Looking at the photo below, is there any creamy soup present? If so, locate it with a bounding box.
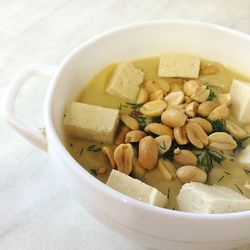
[63,57,250,210]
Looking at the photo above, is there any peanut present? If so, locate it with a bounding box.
[158,160,172,181]
[138,136,158,170]
[137,88,149,104]
[208,104,229,121]
[197,100,219,117]
[114,143,134,174]
[176,166,207,183]
[244,124,250,134]
[185,101,199,117]
[120,114,139,130]
[132,157,146,178]
[144,80,162,93]
[115,125,131,145]
[174,148,197,166]
[188,117,213,133]
[218,93,231,106]
[186,123,209,149]
[158,159,177,180]
[150,90,164,101]
[183,80,200,96]
[164,91,185,106]
[208,132,237,150]
[161,108,187,128]
[155,135,172,154]
[98,166,107,175]
[102,146,116,169]
[158,79,171,94]
[171,80,183,92]
[125,130,147,143]
[173,126,189,145]
[226,120,247,139]
[140,100,167,117]
[191,86,209,103]
[145,123,173,138]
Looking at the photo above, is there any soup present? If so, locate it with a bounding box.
[63,54,250,212]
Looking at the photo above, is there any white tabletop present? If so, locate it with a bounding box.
[1,1,250,249]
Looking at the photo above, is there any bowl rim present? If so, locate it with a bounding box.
[44,19,250,221]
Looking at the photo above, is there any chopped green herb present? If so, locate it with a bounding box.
[233,136,250,155]
[210,119,228,133]
[131,110,147,130]
[79,147,84,156]
[224,171,231,175]
[87,144,102,152]
[160,140,167,151]
[89,169,97,177]
[208,89,217,100]
[197,148,226,174]
[234,184,243,194]
[126,102,144,110]
[217,175,224,183]
[151,116,162,123]
[244,169,250,175]
[160,141,177,160]
[205,82,222,101]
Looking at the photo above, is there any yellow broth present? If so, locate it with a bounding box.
[64,57,250,210]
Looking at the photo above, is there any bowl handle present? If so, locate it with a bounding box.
[2,64,58,152]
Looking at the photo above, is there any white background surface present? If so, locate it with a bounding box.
[1,1,250,249]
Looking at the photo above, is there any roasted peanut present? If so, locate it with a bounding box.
[173,126,189,145]
[171,80,183,92]
[186,123,209,149]
[191,86,209,103]
[114,143,134,174]
[158,159,177,180]
[120,114,139,130]
[188,117,213,133]
[155,135,172,154]
[218,93,231,106]
[158,79,171,94]
[208,104,229,121]
[115,125,131,145]
[161,108,187,128]
[184,96,193,104]
[244,124,250,134]
[125,130,147,143]
[98,166,107,175]
[150,90,164,101]
[174,148,197,166]
[145,123,173,138]
[185,101,199,117]
[102,146,116,169]
[138,136,158,170]
[158,159,174,181]
[132,157,146,178]
[208,132,237,150]
[140,100,167,117]
[164,91,185,106]
[176,166,207,183]
[197,101,219,117]
[200,65,219,75]
[137,88,149,104]
[183,80,200,96]
[226,120,247,139]
[144,80,162,93]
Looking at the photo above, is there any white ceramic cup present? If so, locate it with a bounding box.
[3,20,250,250]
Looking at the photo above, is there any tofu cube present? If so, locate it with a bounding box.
[63,102,119,144]
[238,145,250,164]
[230,79,250,123]
[158,52,200,78]
[106,62,144,101]
[106,170,168,207]
[177,182,250,213]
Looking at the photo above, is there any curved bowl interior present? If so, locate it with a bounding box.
[44,20,250,249]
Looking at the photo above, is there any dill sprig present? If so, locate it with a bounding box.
[87,144,102,152]
[210,119,228,133]
[126,102,144,110]
[197,148,226,174]
[233,136,250,155]
[130,110,147,130]
[205,82,222,101]
[208,90,217,100]
[234,184,243,194]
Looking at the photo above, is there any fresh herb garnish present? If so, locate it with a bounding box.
[208,89,217,100]
[224,171,231,175]
[151,116,162,123]
[130,110,147,130]
[89,168,97,177]
[233,136,250,155]
[79,147,84,156]
[217,175,224,183]
[205,82,222,101]
[244,169,250,175]
[197,148,226,174]
[210,119,228,133]
[126,102,144,110]
[160,141,178,160]
[234,184,243,194]
[87,144,102,152]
